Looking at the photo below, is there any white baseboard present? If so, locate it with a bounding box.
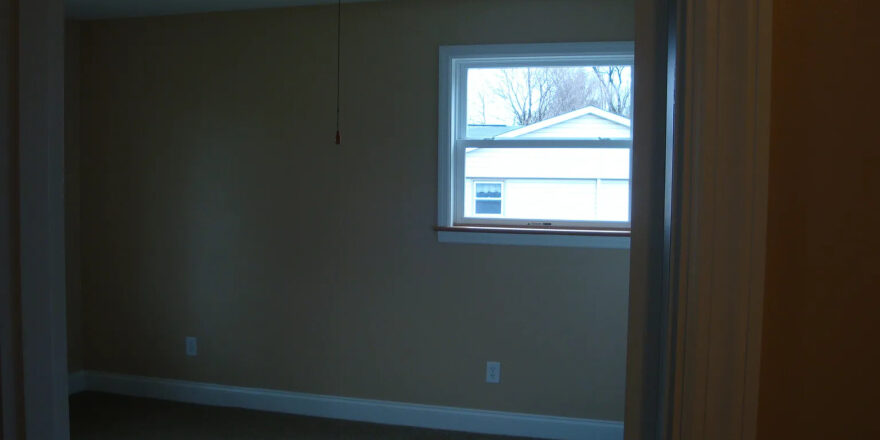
[70,371,623,440]
[68,370,87,395]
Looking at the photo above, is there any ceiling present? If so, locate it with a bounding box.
[67,0,381,20]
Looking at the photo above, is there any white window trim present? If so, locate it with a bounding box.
[437,42,635,248]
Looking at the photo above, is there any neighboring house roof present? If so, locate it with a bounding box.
[466,106,632,180]
[467,124,521,139]
[496,106,630,140]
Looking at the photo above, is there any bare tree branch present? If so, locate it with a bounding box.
[491,66,632,126]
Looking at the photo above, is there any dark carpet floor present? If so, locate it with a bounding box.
[69,392,535,440]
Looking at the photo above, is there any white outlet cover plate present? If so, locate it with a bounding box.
[186,337,198,356]
[486,361,500,383]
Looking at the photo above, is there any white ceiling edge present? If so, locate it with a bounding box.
[66,0,383,20]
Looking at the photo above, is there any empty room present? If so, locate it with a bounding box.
[3,0,878,439]
[66,1,635,438]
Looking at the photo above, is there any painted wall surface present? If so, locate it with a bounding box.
[0,0,24,435]
[758,1,880,438]
[65,21,84,373]
[76,0,633,420]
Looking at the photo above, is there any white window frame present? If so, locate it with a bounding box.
[437,42,634,247]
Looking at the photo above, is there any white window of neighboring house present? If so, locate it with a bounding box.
[473,181,503,216]
[437,42,634,245]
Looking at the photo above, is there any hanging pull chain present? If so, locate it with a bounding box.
[335,0,342,145]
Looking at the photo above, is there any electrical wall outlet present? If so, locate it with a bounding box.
[185,337,198,356]
[486,361,501,384]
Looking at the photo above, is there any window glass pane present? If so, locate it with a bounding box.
[475,200,502,215]
[465,148,629,222]
[466,66,632,139]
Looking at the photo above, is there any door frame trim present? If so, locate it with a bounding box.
[626,0,773,438]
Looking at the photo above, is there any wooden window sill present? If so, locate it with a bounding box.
[434,226,631,248]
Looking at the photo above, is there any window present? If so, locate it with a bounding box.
[473,182,503,215]
[438,42,634,242]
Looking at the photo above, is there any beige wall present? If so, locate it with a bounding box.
[75,0,633,420]
[66,20,84,373]
[758,0,880,438]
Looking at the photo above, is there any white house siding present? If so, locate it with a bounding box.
[464,147,631,221]
[505,179,597,220]
[465,148,630,179]
[597,179,629,220]
[464,178,629,221]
